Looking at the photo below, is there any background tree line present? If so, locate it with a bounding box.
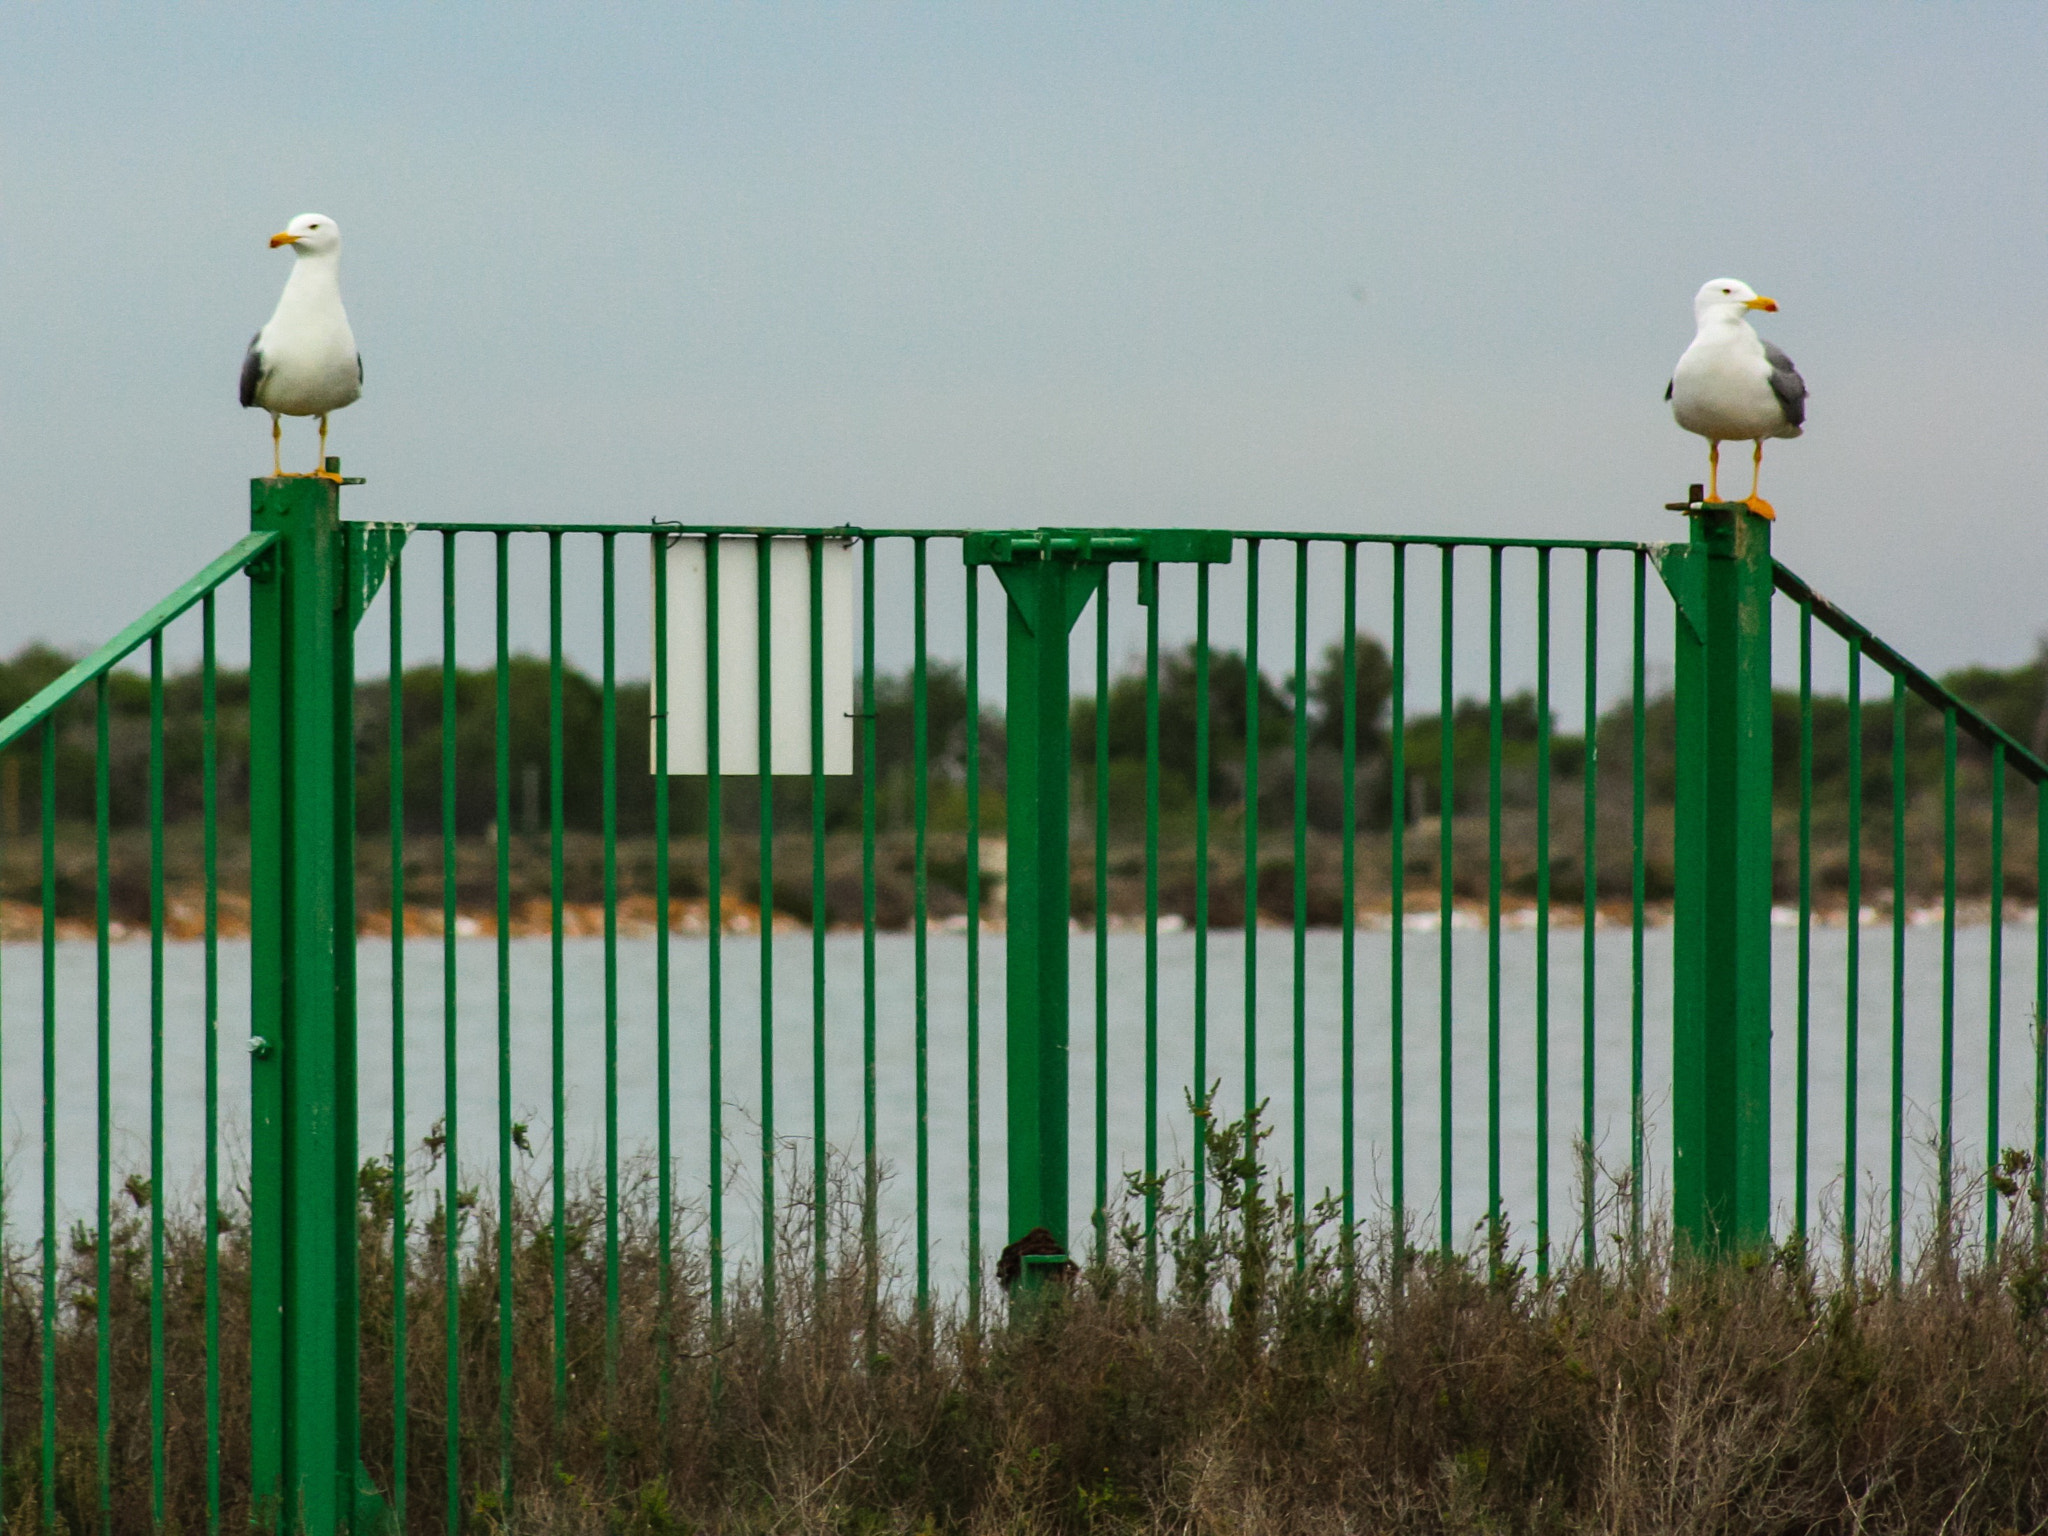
[5,637,2047,839]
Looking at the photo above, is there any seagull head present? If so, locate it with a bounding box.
[1693,278,1778,322]
[269,213,340,257]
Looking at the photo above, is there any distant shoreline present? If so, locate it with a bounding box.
[5,893,2035,943]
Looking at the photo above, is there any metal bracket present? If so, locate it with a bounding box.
[1653,500,1752,646]
[1652,541,1705,646]
[345,522,413,631]
[967,528,1234,633]
[962,527,1234,568]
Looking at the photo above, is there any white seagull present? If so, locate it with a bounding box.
[240,213,362,479]
[1666,278,1805,518]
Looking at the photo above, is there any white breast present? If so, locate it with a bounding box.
[252,261,362,417]
[1670,323,1786,442]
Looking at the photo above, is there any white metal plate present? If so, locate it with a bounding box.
[654,535,855,775]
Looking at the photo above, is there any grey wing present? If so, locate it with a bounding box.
[239,334,264,408]
[358,352,364,386]
[1762,341,1806,429]
[1664,378,1673,401]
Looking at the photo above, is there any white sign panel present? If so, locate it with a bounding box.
[655,535,855,775]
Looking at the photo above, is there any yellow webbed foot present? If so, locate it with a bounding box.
[1742,496,1777,521]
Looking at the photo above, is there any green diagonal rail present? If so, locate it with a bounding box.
[0,530,280,752]
[1773,560,2048,783]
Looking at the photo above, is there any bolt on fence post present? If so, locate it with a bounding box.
[1657,494,1775,1256]
[248,466,379,1533]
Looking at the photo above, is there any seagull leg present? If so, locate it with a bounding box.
[1743,441,1776,521]
[1707,441,1720,501]
[314,415,335,481]
[270,414,283,478]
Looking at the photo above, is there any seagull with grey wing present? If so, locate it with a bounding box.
[1666,278,1805,517]
[241,213,361,479]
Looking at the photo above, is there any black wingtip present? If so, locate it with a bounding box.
[238,335,262,409]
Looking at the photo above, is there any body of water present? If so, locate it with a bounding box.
[1,923,2036,1287]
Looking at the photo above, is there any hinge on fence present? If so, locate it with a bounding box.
[346,522,413,630]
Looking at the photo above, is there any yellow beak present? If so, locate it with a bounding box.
[270,231,300,248]
[1745,295,1779,312]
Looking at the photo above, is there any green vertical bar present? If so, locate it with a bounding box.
[39,721,56,1534]
[603,536,622,1361]
[1245,541,1261,1129]
[96,673,111,1536]
[1940,708,1958,1226]
[1580,552,1598,1269]
[0,715,5,1519]
[707,536,726,1330]
[387,553,408,1533]
[1630,552,1647,1259]
[1534,550,1552,1278]
[1796,602,1813,1241]
[757,535,778,1320]
[246,517,282,1518]
[1093,566,1110,1261]
[1290,543,1309,1271]
[964,564,984,1324]
[1486,547,1504,1255]
[1193,566,1212,1239]
[1144,557,1164,1288]
[495,533,515,1511]
[1389,547,1407,1250]
[1988,743,2004,1258]
[809,538,828,1308]
[1438,546,1454,1258]
[1844,641,1862,1258]
[911,537,930,1313]
[1665,505,1773,1255]
[203,594,222,1536]
[248,473,362,1533]
[654,534,674,1410]
[1339,544,1358,1264]
[440,531,460,1535]
[2036,777,2046,1249]
[149,633,167,1530]
[859,539,877,1310]
[994,551,1100,1254]
[1891,673,1906,1283]
[548,534,568,1415]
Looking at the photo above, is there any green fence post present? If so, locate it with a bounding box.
[966,531,1230,1279]
[248,467,369,1533]
[985,549,1100,1261]
[1658,495,1774,1255]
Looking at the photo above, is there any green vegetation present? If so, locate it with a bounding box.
[10,1112,2048,1532]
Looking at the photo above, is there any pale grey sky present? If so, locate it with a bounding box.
[3,4,2045,680]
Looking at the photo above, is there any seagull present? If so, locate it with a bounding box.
[1666,278,1805,518]
[240,213,362,479]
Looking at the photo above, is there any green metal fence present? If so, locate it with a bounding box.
[0,479,2042,1532]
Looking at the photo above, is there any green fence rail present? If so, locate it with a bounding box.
[0,482,2042,1532]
